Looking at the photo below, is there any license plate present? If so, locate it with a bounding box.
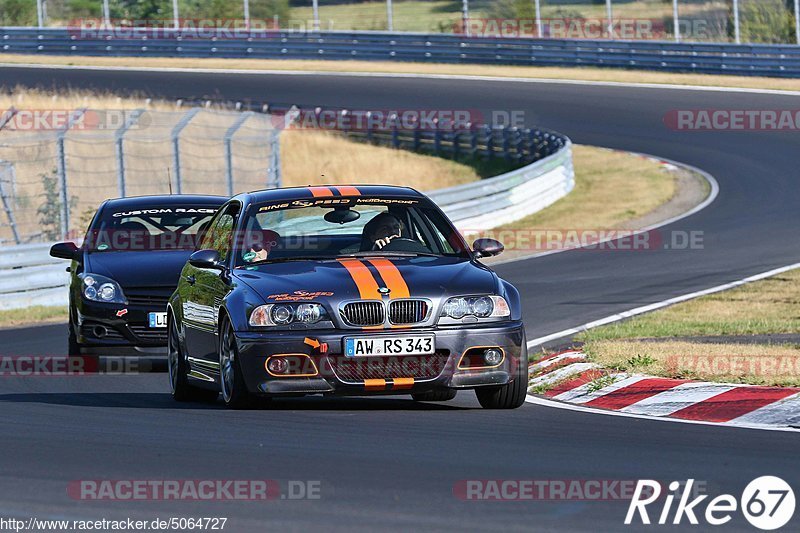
[148,312,167,328]
[344,335,434,357]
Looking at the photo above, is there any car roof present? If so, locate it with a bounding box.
[239,185,425,204]
[102,194,228,209]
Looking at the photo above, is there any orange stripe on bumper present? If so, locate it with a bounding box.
[335,186,361,196]
[368,259,410,299]
[364,379,387,391]
[337,259,382,300]
[392,377,415,390]
[308,186,334,197]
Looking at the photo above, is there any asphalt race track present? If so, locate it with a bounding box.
[1,66,799,531]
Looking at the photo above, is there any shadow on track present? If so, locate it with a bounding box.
[0,392,469,411]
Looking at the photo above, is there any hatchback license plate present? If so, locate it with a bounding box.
[345,335,434,357]
[148,312,167,328]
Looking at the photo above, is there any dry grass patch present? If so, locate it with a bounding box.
[585,340,800,387]
[507,146,676,231]
[2,55,799,92]
[0,305,68,329]
[280,129,479,190]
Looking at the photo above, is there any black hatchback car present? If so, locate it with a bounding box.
[50,195,226,356]
[168,185,528,409]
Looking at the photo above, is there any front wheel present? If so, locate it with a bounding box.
[169,317,218,403]
[219,318,253,409]
[475,336,529,409]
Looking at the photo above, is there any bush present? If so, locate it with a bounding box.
[0,0,38,26]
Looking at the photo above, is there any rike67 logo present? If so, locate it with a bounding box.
[626,477,795,530]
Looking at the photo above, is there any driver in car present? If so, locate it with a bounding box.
[363,212,406,250]
[242,229,280,263]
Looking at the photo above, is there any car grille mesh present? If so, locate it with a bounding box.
[389,300,429,324]
[129,325,168,343]
[341,301,385,327]
[330,353,450,382]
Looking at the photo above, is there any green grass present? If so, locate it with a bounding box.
[577,269,800,342]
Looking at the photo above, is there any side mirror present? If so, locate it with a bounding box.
[189,249,223,269]
[50,242,81,261]
[472,238,504,258]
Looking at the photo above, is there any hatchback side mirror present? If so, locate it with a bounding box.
[472,238,504,258]
[50,242,81,261]
[189,249,223,269]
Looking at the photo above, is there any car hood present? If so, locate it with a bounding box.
[233,256,497,303]
[85,250,193,288]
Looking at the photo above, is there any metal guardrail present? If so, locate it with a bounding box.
[3,27,800,77]
[0,101,573,311]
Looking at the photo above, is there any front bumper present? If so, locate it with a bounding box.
[233,322,525,396]
[75,299,169,355]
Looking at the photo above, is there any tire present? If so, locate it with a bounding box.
[219,317,253,409]
[169,316,218,403]
[475,335,529,410]
[412,389,457,402]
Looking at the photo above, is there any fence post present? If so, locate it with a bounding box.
[171,107,201,195]
[103,0,110,27]
[115,109,144,198]
[56,109,86,239]
[732,0,740,44]
[0,163,20,245]
[268,129,282,188]
[224,111,253,196]
[172,0,179,30]
[672,0,680,42]
[37,0,44,27]
[534,0,542,37]
[795,0,800,45]
[387,0,393,31]
[462,0,469,36]
[243,0,250,30]
[312,0,320,31]
[605,0,613,39]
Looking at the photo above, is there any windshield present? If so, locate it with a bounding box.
[87,204,219,252]
[234,196,469,267]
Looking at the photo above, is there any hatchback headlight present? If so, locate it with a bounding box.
[250,303,326,327]
[79,273,126,304]
[440,295,510,320]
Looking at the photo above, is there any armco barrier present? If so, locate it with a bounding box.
[2,27,800,77]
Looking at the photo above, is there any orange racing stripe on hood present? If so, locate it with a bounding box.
[337,259,382,300]
[368,259,410,299]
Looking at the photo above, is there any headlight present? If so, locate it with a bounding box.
[79,273,126,304]
[249,303,326,327]
[440,295,510,321]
